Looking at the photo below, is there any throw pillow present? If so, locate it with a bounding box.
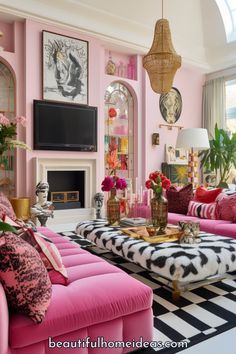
[20,229,68,285]
[216,193,236,221]
[187,200,217,219]
[0,233,52,323]
[0,192,16,220]
[166,184,193,215]
[194,186,223,203]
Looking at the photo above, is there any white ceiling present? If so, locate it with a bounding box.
[0,0,235,73]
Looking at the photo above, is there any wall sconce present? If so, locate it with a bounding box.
[152,133,160,145]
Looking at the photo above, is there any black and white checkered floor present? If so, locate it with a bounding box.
[59,231,236,354]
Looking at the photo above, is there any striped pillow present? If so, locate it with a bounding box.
[20,229,68,285]
[187,200,217,219]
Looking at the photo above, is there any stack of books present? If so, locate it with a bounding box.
[120,217,146,227]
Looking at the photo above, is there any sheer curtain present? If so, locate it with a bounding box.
[202,77,226,138]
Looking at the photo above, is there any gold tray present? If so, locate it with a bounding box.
[121,226,183,243]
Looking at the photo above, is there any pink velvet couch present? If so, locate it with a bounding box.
[0,227,153,354]
[168,213,236,239]
[134,206,236,239]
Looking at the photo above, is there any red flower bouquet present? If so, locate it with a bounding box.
[101,175,127,192]
[145,171,171,197]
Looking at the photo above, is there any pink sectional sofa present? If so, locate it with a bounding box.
[0,227,153,354]
[168,212,236,239]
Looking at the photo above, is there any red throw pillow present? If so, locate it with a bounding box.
[216,193,236,221]
[195,186,222,203]
[187,200,217,219]
[20,229,68,285]
[0,233,52,323]
[166,184,193,215]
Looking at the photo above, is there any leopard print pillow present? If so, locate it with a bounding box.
[0,233,52,323]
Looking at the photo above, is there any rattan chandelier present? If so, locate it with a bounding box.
[143,1,181,94]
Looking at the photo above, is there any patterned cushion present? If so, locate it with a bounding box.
[0,233,52,323]
[194,186,222,203]
[216,193,236,221]
[20,229,68,285]
[187,200,217,219]
[166,184,193,214]
[0,192,16,220]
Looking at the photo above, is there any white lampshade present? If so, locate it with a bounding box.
[176,128,210,150]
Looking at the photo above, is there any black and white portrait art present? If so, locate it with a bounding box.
[43,31,88,104]
[159,87,182,124]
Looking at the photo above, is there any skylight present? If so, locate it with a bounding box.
[215,0,236,42]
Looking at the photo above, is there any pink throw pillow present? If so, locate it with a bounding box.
[0,192,16,220]
[0,233,52,323]
[216,193,236,221]
[20,229,68,285]
[166,184,193,215]
[187,200,217,219]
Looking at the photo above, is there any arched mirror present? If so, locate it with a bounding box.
[104,82,134,179]
[0,61,15,195]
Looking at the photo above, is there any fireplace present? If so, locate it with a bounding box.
[48,170,85,209]
[34,157,96,224]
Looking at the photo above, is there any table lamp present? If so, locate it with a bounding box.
[176,128,210,186]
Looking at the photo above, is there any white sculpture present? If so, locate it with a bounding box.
[31,182,54,225]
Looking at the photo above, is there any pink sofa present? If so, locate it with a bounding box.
[168,212,236,239]
[0,227,153,354]
[133,205,236,239]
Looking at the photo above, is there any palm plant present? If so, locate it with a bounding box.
[199,124,236,187]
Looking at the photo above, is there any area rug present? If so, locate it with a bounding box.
[59,231,236,354]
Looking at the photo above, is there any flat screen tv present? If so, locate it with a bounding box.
[33,100,97,152]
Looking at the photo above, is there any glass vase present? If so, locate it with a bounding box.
[107,187,120,225]
[151,194,168,234]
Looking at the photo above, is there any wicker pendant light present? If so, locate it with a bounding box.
[143,1,181,94]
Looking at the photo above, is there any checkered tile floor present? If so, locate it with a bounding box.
[59,231,236,354]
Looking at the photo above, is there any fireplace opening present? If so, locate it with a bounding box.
[47,170,85,210]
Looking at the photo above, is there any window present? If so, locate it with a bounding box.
[215,0,236,42]
[225,79,236,133]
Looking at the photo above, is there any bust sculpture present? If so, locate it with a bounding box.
[94,192,104,219]
[31,181,54,226]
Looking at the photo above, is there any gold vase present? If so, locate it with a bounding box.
[10,197,30,220]
[151,194,168,234]
[107,187,120,225]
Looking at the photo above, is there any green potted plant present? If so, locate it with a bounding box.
[199,124,236,188]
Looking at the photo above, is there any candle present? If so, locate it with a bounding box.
[140,186,143,203]
[130,191,133,205]
[147,189,150,207]
[150,189,153,199]
[125,189,128,199]
[129,180,133,197]
[135,177,138,195]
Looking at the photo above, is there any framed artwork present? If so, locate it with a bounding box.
[162,163,189,185]
[165,144,189,165]
[159,87,182,124]
[43,31,88,104]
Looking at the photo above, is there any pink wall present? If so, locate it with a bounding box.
[144,65,205,182]
[0,22,14,52]
[24,19,103,201]
[0,18,205,202]
[0,21,26,196]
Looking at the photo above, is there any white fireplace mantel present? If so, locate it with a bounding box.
[34,157,96,225]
